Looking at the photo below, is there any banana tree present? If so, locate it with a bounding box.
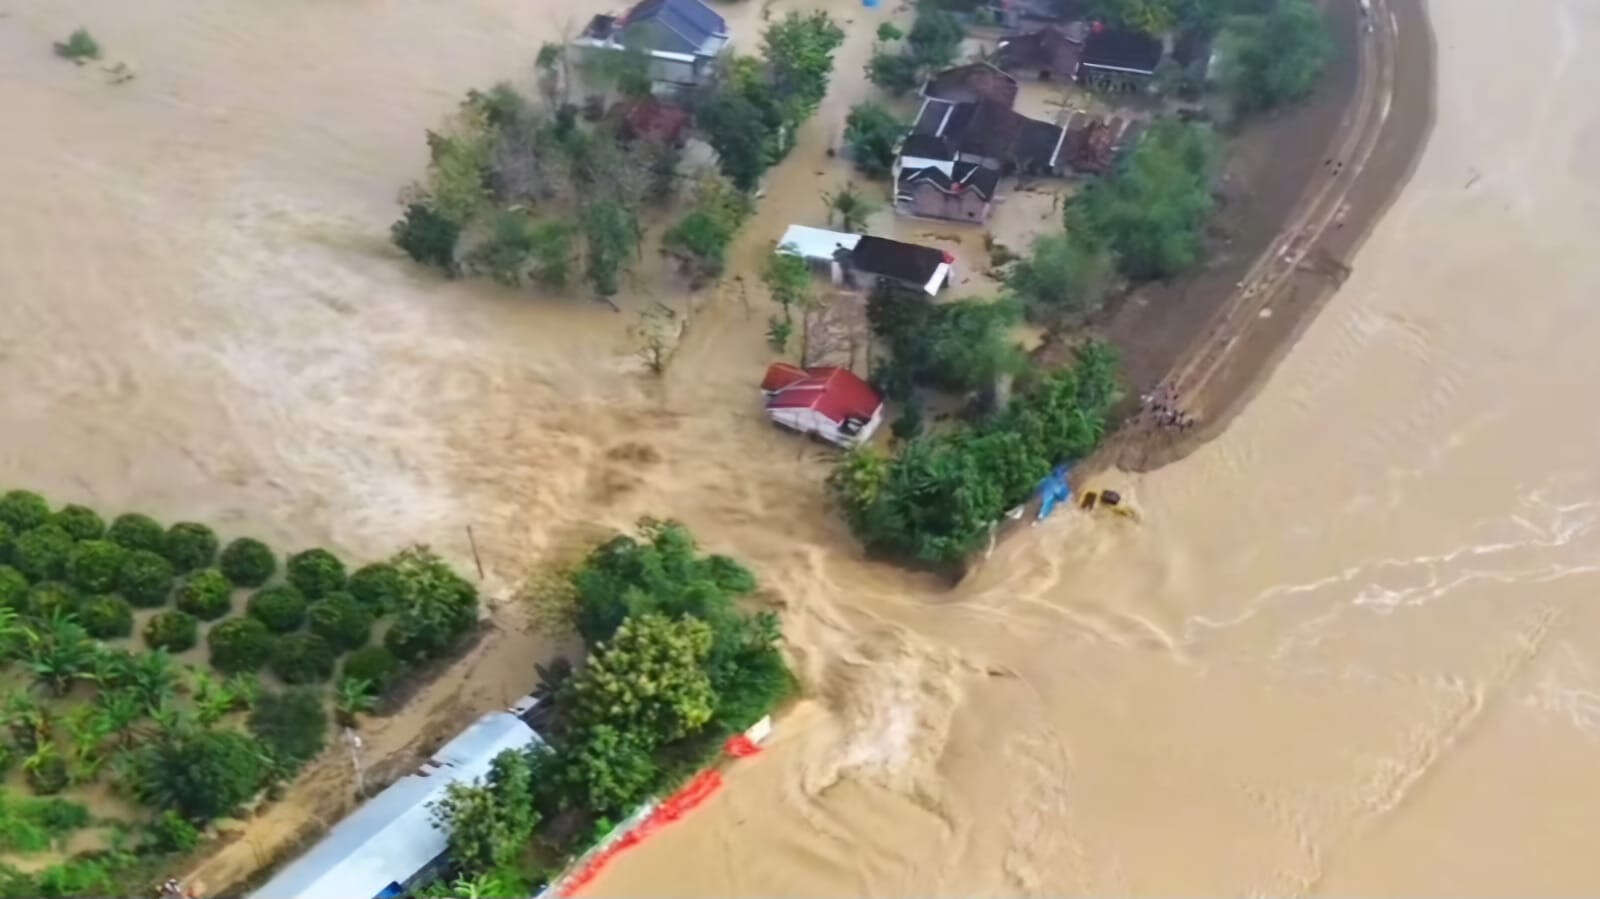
[24,612,98,696]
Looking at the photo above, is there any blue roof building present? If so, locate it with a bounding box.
[575,0,731,89]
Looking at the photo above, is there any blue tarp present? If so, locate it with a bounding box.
[1036,464,1072,520]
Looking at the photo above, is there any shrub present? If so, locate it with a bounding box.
[24,753,70,795]
[270,633,337,685]
[174,569,231,621]
[383,547,478,663]
[0,566,26,612]
[65,540,125,593]
[51,505,105,541]
[144,611,199,653]
[53,28,101,62]
[163,522,218,573]
[342,646,400,694]
[208,617,274,674]
[307,592,372,651]
[116,549,174,607]
[143,809,200,854]
[347,562,402,613]
[248,689,328,767]
[0,491,50,531]
[392,202,462,272]
[119,728,268,822]
[843,102,903,177]
[218,537,276,588]
[287,548,345,599]
[79,594,134,639]
[12,525,74,582]
[106,513,165,553]
[247,584,307,633]
[0,521,12,566]
[27,582,79,619]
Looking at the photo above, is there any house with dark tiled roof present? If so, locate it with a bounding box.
[890,63,1067,222]
[993,23,1088,82]
[1077,25,1163,90]
[574,0,730,90]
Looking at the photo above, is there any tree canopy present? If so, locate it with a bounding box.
[868,286,1026,398]
[1216,0,1332,113]
[843,102,903,178]
[1067,120,1218,281]
[1006,231,1116,324]
[831,342,1121,564]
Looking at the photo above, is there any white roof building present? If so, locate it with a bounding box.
[251,703,545,899]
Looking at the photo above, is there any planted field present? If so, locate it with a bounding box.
[0,489,479,897]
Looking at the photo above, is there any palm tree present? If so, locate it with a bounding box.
[62,704,112,785]
[94,688,145,750]
[334,677,377,727]
[126,649,180,713]
[25,612,97,696]
[4,687,51,752]
[822,182,881,233]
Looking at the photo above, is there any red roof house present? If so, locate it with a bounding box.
[760,363,884,448]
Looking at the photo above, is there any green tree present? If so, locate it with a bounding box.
[830,342,1121,564]
[843,103,903,178]
[117,549,173,607]
[1217,0,1332,113]
[106,513,164,553]
[762,251,812,331]
[248,689,328,768]
[13,525,74,582]
[0,491,50,531]
[1068,120,1217,280]
[307,592,372,650]
[466,210,573,288]
[556,723,658,815]
[566,613,715,745]
[423,107,493,225]
[334,677,377,726]
[163,522,218,573]
[431,749,540,876]
[866,48,922,95]
[1087,0,1183,34]
[907,10,965,69]
[662,174,752,281]
[119,727,268,822]
[65,540,125,593]
[287,548,346,599]
[219,537,276,588]
[392,202,462,273]
[52,505,105,540]
[23,614,97,696]
[1007,231,1116,322]
[582,196,639,299]
[384,547,478,662]
[208,617,274,674]
[699,90,772,191]
[761,11,847,123]
[53,28,101,61]
[822,182,880,233]
[876,22,905,42]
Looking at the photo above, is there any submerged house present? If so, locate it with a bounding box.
[573,0,730,90]
[993,23,1088,82]
[892,64,1067,222]
[251,700,545,899]
[1076,25,1164,90]
[775,225,953,296]
[761,363,884,448]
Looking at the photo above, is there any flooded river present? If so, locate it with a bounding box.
[5,0,1600,894]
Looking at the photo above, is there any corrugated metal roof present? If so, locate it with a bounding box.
[776,225,859,262]
[252,711,544,899]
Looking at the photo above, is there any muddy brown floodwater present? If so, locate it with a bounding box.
[5,0,1600,894]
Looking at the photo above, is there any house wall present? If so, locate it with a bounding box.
[901,183,990,223]
[766,407,844,446]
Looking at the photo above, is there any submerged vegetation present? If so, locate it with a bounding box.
[392,10,845,303]
[0,488,480,897]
